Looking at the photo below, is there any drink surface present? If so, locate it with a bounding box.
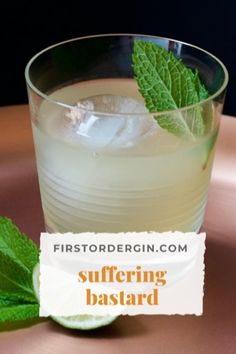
[32,79,215,232]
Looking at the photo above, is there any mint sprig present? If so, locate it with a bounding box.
[0,217,39,323]
[132,40,209,138]
[0,292,39,322]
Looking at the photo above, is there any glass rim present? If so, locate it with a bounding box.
[25,33,229,117]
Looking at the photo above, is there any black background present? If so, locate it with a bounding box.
[0,1,234,115]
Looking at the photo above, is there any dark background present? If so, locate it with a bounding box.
[0,1,234,115]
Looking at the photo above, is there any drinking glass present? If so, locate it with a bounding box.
[25,34,228,233]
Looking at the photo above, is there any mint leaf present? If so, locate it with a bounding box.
[0,291,37,305]
[0,248,35,296]
[0,303,39,322]
[0,271,35,299]
[0,217,39,272]
[0,217,39,299]
[0,217,40,324]
[192,70,209,101]
[132,40,208,137]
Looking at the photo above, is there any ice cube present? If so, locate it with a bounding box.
[66,95,158,149]
[77,95,148,114]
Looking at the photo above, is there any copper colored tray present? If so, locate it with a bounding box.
[0,105,236,354]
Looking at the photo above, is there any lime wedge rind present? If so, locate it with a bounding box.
[32,263,118,330]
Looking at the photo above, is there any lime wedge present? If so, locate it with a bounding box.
[32,263,40,302]
[32,263,118,330]
[51,313,117,330]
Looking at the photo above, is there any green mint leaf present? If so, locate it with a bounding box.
[0,217,39,273]
[0,217,39,301]
[132,40,208,137]
[0,291,37,306]
[0,303,39,322]
[0,218,40,324]
[0,250,35,296]
[192,70,209,101]
[0,271,33,295]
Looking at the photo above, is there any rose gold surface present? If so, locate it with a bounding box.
[0,105,235,354]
